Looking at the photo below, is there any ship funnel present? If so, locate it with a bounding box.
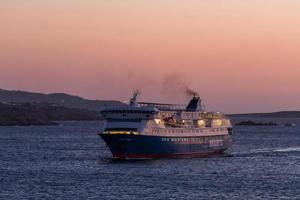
[185,94,203,112]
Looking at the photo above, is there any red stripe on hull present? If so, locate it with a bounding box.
[113,151,224,160]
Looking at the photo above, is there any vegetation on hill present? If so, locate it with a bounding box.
[0,88,124,111]
[0,102,102,126]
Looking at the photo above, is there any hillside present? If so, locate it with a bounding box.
[229,111,300,118]
[0,89,124,111]
[0,102,102,126]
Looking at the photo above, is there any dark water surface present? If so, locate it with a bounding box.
[1,118,300,200]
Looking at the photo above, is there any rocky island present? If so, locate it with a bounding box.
[235,121,278,126]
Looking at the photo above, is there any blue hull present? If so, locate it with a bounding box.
[99,134,232,159]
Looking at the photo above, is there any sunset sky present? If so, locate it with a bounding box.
[1,0,300,113]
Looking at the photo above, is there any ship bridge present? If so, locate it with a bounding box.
[100,106,160,134]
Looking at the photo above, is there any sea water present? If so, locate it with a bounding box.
[0,118,299,200]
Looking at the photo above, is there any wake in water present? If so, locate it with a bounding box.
[273,146,300,152]
[231,146,300,157]
[97,147,300,161]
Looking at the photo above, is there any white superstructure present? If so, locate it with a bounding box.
[101,92,232,137]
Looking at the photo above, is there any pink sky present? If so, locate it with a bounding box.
[1,0,300,113]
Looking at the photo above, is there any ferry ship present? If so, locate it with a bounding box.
[98,91,232,159]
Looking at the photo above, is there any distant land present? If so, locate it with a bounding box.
[0,88,125,126]
[0,88,124,111]
[0,102,102,126]
[0,88,300,126]
[229,111,300,118]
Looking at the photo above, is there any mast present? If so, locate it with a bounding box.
[129,89,140,106]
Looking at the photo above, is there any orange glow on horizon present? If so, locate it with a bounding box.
[1,0,300,113]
